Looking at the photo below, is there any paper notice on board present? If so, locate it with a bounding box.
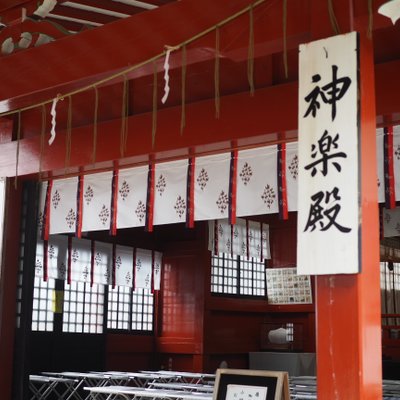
[226,385,268,400]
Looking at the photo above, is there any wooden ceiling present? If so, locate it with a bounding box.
[0,1,177,33]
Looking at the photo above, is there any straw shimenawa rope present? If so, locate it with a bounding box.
[152,61,158,147]
[282,0,288,79]
[0,0,272,120]
[92,86,99,164]
[248,5,255,95]
[14,111,21,189]
[327,0,340,35]
[65,95,72,172]
[39,104,46,178]
[180,45,187,135]
[120,75,129,157]
[367,0,373,39]
[3,0,279,174]
[214,26,221,119]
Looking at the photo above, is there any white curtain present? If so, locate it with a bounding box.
[135,248,152,289]
[237,146,278,217]
[49,177,78,234]
[377,128,385,204]
[114,244,134,287]
[69,237,92,284]
[194,153,231,221]
[286,142,298,212]
[92,241,113,285]
[394,126,400,201]
[82,171,113,232]
[208,218,270,260]
[153,159,188,225]
[117,166,148,229]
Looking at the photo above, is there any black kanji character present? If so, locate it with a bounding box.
[304,130,347,177]
[303,65,351,121]
[304,187,351,233]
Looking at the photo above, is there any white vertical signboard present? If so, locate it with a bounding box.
[297,32,360,275]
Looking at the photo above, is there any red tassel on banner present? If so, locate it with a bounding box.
[230,224,234,258]
[229,150,238,225]
[145,164,155,232]
[186,157,195,228]
[384,126,396,209]
[90,240,95,287]
[277,143,289,220]
[42,179,53,241]
[67,236,72,285]
[132,247,137,291]
[110,169,119,236]
[75,175,84,238]
[246,219,250,260]
[112,243,116,289]
[43,240,49,282]
[214,219,219,255]
[151,250,155,294]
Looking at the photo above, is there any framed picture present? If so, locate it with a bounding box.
[213,369,290,400]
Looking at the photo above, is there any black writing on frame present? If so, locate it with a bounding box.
[304,130,347,177]
[303,187,351,233]
[303,65,351,121]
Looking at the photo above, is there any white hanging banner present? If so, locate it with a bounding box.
[38,181,48,238]
[153,251,162,290]
[393,125,400,201]
[69,238,92,284]
[93,241,113,285]
[81,171,113,232]
[286,142,299,212]
[117,166,148,229]
[298,32,360,275]
[135,248,152,289]
[383,207,400,237]
[248,220,262,259]
[153,159,188,225]
[208,218,270,261]
[237,146,279,217]
[47,235,68,280]
[261,223,271,260]
[114,244,134,287]
[49,177,78,235]
[377,128,385,204]
[231,218,247,258]
[194,153,231,220]
[214,219,231,254]
[35,240,45,278]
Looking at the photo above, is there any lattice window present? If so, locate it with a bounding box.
[211,252,266,297]
[62,281,104,334]
[107,286,153,332]
[381,261,400,326]
[31,277,55,332]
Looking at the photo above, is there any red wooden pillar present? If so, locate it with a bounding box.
[315,32,382,399]
[0,181,23,400]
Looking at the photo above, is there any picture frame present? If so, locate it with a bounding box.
[213,369,290,400]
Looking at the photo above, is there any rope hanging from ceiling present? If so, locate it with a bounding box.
[0,0,298,180]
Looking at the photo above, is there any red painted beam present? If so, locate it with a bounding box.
[0,0,273,113]
[0,56,400,178]
[0,81,298,177]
